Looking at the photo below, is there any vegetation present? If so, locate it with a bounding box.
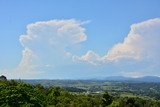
[0,75,7,81]
[0,79,160,107]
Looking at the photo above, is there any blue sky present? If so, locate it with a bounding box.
[0,0,160,79]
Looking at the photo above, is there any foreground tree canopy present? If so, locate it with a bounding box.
[0,80,160,107]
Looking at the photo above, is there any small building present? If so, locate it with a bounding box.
[0,75,7,80]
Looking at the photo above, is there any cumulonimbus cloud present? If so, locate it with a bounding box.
[19,19,87,75]
[3,19,88,79]
[75,18,160,65]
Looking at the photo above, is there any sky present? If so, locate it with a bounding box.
[0,0,160,79]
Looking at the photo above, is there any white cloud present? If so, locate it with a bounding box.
[20,19,87,49]
[76,18,160,65]
[19,19,87,70]
[73,50,102,65]
[106,18,160,61]
[3,19,88,79]
[17,48,38,73]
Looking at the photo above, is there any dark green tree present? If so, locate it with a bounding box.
[102,92,113,107]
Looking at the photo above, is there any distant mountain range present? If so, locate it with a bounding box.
[100,76,160,82]
[21,76,160,83]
